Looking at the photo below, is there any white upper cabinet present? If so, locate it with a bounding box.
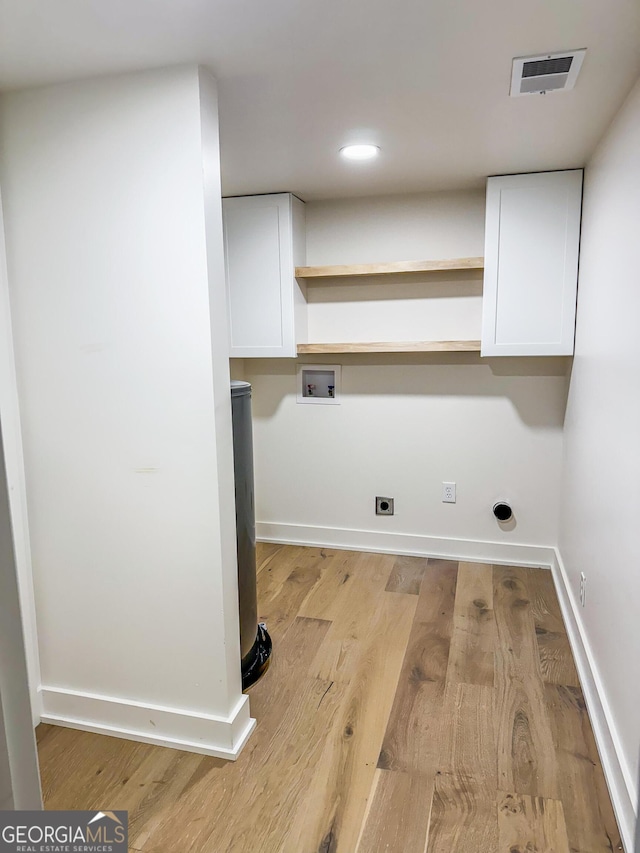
[481,170,583,356]
[223,193,306,358]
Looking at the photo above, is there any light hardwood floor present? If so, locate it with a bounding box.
[37,545,623,852]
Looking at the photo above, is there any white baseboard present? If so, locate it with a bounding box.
[551,548,637,853]
[257,521,555,568]
[40,686,255,760]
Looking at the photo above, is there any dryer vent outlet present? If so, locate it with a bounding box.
[493,502,513,522]
[376,497,394,516]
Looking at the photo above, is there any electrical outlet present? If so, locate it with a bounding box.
[580,572,586,607]
[442,482,456,503]
[375,496,394,515]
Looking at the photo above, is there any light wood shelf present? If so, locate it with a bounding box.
[297,340,481,354]
[295,257,484,280]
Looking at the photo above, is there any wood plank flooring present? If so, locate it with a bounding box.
[36,545,623,853]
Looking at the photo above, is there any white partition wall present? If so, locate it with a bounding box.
[557,77,640,851]
[0,427,42,809]
[0,187,40,723]
[0,66,252,757]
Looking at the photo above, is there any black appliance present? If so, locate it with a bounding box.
[230,381,272,689]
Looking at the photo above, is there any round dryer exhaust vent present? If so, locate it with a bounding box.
[493,502,513,523]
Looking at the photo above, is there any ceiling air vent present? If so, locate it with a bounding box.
[510,49,586,96]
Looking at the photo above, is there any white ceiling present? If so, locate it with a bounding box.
[1,0,639,200]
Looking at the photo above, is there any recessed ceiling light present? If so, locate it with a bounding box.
[339,144,380,161]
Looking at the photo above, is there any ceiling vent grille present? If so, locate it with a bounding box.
[510,49,586,96]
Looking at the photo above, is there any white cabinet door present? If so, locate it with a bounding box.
[223,193,306,358]
[481,170,582,356]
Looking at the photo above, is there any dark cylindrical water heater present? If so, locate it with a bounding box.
[230,381,272,689]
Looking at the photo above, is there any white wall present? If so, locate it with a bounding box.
[305,191,487,264]
[0,66,251,757]
[557,77,640,846]
[0,187,40,722]
[306,192,484,344]
[0,708,11,810]
[0,427,42,810]
[245,191,569,562]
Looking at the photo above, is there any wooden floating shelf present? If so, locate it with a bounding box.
[297,341,482,354]
[295,257,484,279]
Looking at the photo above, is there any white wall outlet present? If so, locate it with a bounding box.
[579,572,586,607]
[442,482,456,503]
